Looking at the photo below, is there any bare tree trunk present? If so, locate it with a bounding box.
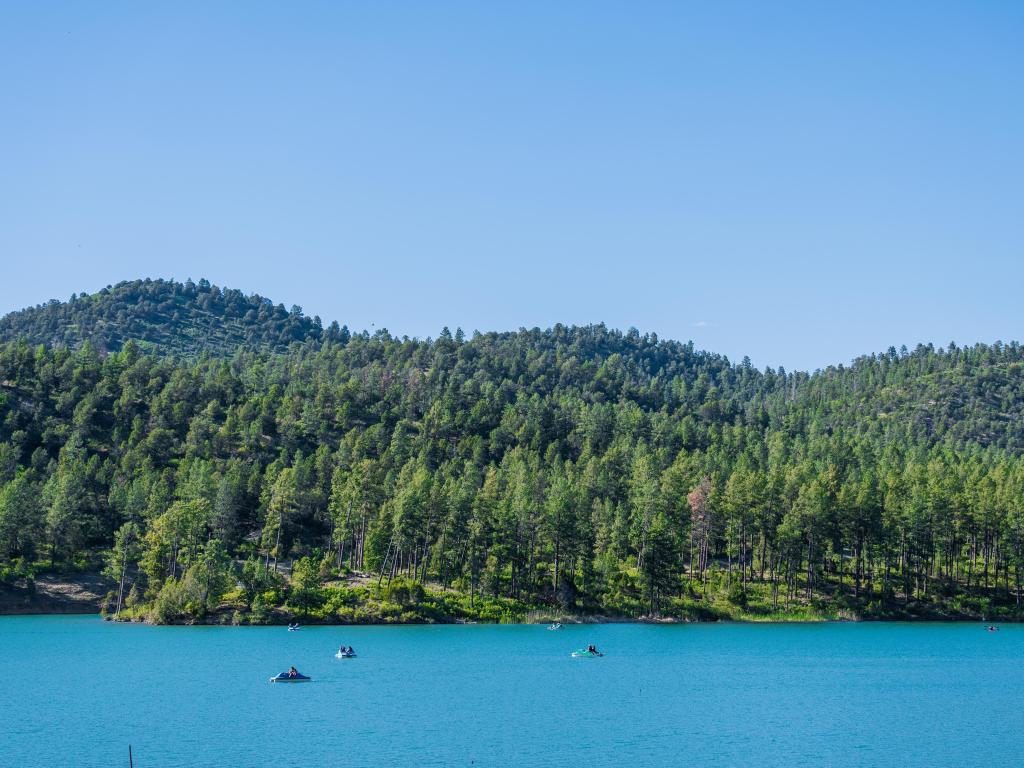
[272,524,282,573]
[553,539,560,593]
[115,541,130,616]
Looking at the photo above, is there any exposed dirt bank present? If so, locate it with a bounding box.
[0,572,112,614]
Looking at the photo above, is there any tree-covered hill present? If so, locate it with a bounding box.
[2,279,1024,625]
[0,278,344,356]
[788,342,1024,452]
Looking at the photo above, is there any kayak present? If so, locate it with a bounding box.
[270,671,311,682]
[335,650,357,658]
[287,626,300,632]
[547,623,562,630]
[571,649,603,657]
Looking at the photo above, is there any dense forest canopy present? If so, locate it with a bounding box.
[0,278,342,356]
[2,279,1024,622]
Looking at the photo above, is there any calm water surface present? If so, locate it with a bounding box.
[1,617,1021,767]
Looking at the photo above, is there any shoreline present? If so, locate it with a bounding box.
[0,611,1011,627]
[2,572,1011,626]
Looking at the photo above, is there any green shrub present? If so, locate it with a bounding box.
[383,578,426,606]
[251,593,270,623]
[725,581,747,607]
[151,578,188,623]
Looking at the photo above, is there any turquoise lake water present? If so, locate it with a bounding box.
[1,617,1022,767]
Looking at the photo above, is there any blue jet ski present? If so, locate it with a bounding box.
[270,670,311,683]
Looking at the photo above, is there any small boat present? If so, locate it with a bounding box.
[287,623,300,632]
[571,648,604,658]
[335,649,357,658]
[547,623,562,630]
[269,671,311,683]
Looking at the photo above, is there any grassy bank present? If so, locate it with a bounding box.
[102,571,1023,626]
[109,577,534,625]
[8,553,1019,625]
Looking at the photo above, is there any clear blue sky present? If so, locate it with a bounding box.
[2,2,1022,371]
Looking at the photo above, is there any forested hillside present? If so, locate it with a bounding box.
[0,278,344,356]
[2,280,1024,624]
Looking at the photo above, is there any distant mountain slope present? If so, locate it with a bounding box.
[0,278,345,356]
[788,342,1024,451]
[3,278,1024,451]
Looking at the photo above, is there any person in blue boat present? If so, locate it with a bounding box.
[288,666,300,677]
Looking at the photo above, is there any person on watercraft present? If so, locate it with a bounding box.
[288,666,299,678]
[587,644,597,654]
